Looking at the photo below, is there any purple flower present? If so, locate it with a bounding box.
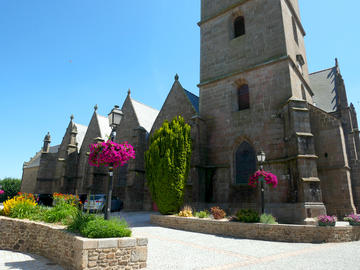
[318,215,337,223]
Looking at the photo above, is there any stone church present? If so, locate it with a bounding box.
[21,0,360,224]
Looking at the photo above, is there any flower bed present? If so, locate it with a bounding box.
[0,216,147,270]
[150,214,360,243]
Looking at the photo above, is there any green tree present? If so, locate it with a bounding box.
[0,178,22,202]
[145,116,192,214]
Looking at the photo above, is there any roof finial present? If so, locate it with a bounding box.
[127,88,131,96]
[94,104,98,111]
[175,73,179,81]
[335,58,339,68]
[70,114,74,121]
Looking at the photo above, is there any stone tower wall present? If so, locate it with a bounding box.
[309,104,356,216]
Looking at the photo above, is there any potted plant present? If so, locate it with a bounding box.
[317,215,337,226]
[344,214,360,226]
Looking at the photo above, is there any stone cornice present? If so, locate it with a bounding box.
[198,54,289,87]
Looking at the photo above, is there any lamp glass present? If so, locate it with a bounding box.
[108,106,123,127]
[257,151,266,163]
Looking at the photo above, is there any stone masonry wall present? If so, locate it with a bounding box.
[151,214,360,243]
[309,105,356,217]
[21,166,39,194]
[0,216,147,270]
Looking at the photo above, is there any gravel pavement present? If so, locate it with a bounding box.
[0,250,63,270]
[113,211,360,270]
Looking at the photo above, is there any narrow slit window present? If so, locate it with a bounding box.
[292,17,299,45]
[234,16,245,38]
[237,84,250,110]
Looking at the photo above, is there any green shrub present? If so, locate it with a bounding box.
[67,210,96,233]
[195,210,210,218]
[210,206,226,219]
[260,213,278,224]
[145,116,192,214]
[236,209,260,223]
[80,218,131,238]
[0,178,21,202]
[9,201,38,219]
[42,202,77,224]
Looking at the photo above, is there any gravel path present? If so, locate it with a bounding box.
[0,250,63,270]
[113,211,360,270]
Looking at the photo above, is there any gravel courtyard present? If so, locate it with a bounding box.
[1,211,360,270]
[115,212,360,270]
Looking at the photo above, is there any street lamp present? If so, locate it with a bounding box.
[257,150,266,214]
[104,105,124,220]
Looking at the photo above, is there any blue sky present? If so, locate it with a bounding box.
[0,1,359,179]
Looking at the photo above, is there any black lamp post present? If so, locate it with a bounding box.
[257,150,266,214]
[104,105,123,220]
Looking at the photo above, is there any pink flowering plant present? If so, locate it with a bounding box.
[248,170,278,188]
[317,215,337,226]
[0,190,4,195]
[88,140,135,168]
[344,214,360,226]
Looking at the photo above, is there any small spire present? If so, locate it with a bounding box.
[175,73,179,81]
[94,104,98,111]
[127,88,131,96]
[335,58,338,68]
[70,114,74,121]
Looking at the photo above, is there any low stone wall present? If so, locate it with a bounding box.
[150,214,360,243]
[0,216,147,270]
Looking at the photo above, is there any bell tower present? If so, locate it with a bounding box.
[198,0,330,223]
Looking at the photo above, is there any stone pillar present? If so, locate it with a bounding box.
[283,98,326,224]
[124,127,146,210]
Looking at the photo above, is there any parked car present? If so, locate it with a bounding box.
[83,194,106,212]
[83,194,123,212]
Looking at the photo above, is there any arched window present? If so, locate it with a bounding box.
[237,84,250,110]
[235,142,257,184]
[234,16,245,38]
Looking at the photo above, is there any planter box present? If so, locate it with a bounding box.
[0,216,147,270]
[150,214,360,243]
[318,222,336,227]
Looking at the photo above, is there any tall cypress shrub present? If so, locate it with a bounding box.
[145,116,192,214]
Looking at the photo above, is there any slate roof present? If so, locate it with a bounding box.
[24,145,60,168]
[74,122,87,150]
[131,98,159,133]
[309,67,338,113]
[96,114,112,140]
[183,89,199,113]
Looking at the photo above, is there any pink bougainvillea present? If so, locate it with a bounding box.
[248,170,278,188]
[88,140,135,168]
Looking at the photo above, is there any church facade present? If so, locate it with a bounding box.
[21,0,360,224]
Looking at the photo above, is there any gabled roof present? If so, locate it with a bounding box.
[24,145,60,168]
[131,98,159,133]
[74,122,87,150]
[183,89,199,113]
[96,114,112,140]
[309,67,338,113]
